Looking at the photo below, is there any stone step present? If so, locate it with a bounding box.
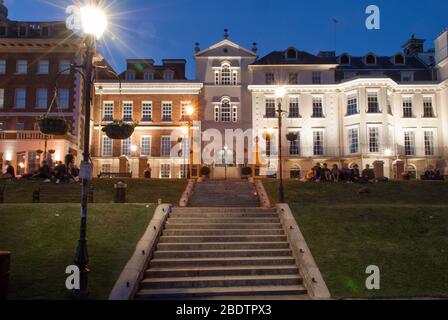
[149,256,297,268]
[153,249,293,259]
[162,229,285,236]
[135,285,308,300]
[140,274,302,290]
[157,242,290,251]
[171,212,278,218]
[145,265,299,278]
[159,235,287,243]
[164,223,283,230]
[167,218,280,224]
[172,208,276,214]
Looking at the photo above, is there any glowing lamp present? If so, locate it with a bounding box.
[80,5,108,39]
[130,145,138,153]
[185,105,194,116]
[275,86,287,99]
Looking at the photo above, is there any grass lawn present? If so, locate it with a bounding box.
[0,204,155,300]
[0,178,187,204]
[263,180,448,299]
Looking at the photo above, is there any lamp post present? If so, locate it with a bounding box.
[275,87,287,203]
[223,146,229,180]
[74,3,107,299]
[185,105,194,178]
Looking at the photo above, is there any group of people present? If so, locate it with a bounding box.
[422,168,444,181]
[303,163,377,183]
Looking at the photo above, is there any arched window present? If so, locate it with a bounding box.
[394,54,405,65]
[221,64,231,85]
[365,53,376,65]
[220,99,231,122]
[339,54,350,65]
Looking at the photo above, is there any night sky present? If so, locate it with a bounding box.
[5,0,448,77]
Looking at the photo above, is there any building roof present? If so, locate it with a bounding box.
[252,50,337,65]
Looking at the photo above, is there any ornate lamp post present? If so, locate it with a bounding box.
[275,87,287,203]
[74,3,108,298]
[185,105,194,178]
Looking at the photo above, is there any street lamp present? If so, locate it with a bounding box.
[223,146,229,180]
[74,2,107,299]
[275,86,287,203]
[185,105,194,178]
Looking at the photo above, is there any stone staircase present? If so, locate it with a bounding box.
[134,207,309,300]
[188,180,260,207]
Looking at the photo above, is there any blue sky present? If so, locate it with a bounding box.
[5,0,448,78]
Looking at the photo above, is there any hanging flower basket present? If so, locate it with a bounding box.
[102,120,136,140]
[37,115,68,136]
[286,132,298,142]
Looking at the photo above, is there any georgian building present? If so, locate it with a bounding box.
[194,30,257,178]
[249,34,448,179]
[92,59,203,178]
[0,1,85,175]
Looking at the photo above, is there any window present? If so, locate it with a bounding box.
[161,136,171,156]
[340,54,350,65]
[0,89,4,109]
[232,106,238,122]
[221,65,231,85]
[41,26,50,37]
[38,60,49,74]
[101,164,111,173]
[16,153,26,176]
[122,102,133,121]
[0,60,6,74]
[103,102,113,121]
[288,72,298,84]
[27,152,40,174]
[16,60,27,74]
[214,71,220,85]
[144,72,154,81]
[265,98,276,118]
[423,97,435,118]
[18,25,27,37]
[125,71,135,81]
[401,72,414,82]
[15,89,26,108]
[286,48,297,60]
[348,128,359,154]
[142,102,152,122]
[346,93,358,115]
[312,96,324,118]
[141,136,151,156]
[289,131,300,155]
[121,137,131,156]
[404,131,415,156]
[232,71,238,85]
[36,89,48,109]
[220,99,231,122]
[59,60,71,75]
[313,130,324,156]
[180,102,191,121]
[163,70,174,81]
[368,127,380,153]
[162,102,172,122]
[394,54,405,65]
[265,73,275,85]
[402,97,413,118]
[365,54,376,65]
[312,72,321,84]
[424,131,435,156]
[102,136,112,156]
[289,97,300,118]
[367,92,380,113]
[214,105,220,122]
[160,164,171,178]
[57,89,69,109]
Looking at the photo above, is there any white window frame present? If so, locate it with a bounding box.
[140,136,152,156]
[36,88,48,109]
[265,97,276,118]
[424,129,436,156]
[403,130,416,156]
[57,88,70,109]
[180,101,191,121]
[125,71,135,81]
[312,129,324,156]
[16,60,28,74]
[347,126,360,154]
[162,102,172,122]
[368,126,380,153]
[102,136,113,157]
[402,96,414,118]
[423,96,436,118]
[346,91,358,116]
[288,129,300,156]
[312,71,322,84]
[312,95,324,118]
[160,163,171,179]
[163,70,174,81]
[220,99,231,122]
[141,101,152,122]
[143,72,154,81]
[366,90,381,113]
[15,88,26,109]
[121,137,132,156]
[232,105,238,122]
[38,60,49,74]
[103,101,114,121]
[122,101,133,121]
[161,136,171,157]
[289,96,300,118]
[214,105,220,122]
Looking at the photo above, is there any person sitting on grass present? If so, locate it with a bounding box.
[352,164,361,183]
[322,163,331,182]
[331,164,340,182]
[361,164,375,183]
[2,161,15,179]
[144,164,152,179]
[313,163,323,182]
[304,167,315,182]
[340,164,353,182]
[34,161,51,180]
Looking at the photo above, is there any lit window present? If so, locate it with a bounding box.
[220,99,231,122]
[122,102,133,121]
[102,136,112,156]
[59,60,71,75]
[36,89,48,109]
[162,102,172,122]
[404,131,415,156]
[141,136,151,156]
[160,164,171,178]
[265,98,276,118]
[16,60,28,74]
[368,127,380,153]
[289,97,300,118]
[313,130,324,156]
[312,96,324,118]
[161,137,171,156]
[103,102,114,121]
[346,93,358,116]
[402,97,413,118]
[423,97,435,118]
[38,60,49,74]
[180,102,191,121]
[121,137,132,156]
[15,89,26,108]
[348,128,359,154]
[221,65,231,85]
[367,92,380,113]
[57,89,70,109]
[424,131,435,156]
[142,102,152,122]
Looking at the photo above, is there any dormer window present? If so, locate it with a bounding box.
[286,48,298,60]
[394,53,405,65]
[18,25,27,37]
[144,72,154,81]
[163,70,174,81]
[365,53,376,65]
[41,26,50,37]
[339,54,351,65]
[125,70,135,81]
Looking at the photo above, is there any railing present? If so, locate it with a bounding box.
[0,131,76,143]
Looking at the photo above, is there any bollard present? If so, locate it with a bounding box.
[0,251,11,300]
[0,185,4,203]
[114,182,127,203]
[32,188,40,203]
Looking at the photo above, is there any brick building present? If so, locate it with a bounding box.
[92,59,203,178]
[0,2,85,175]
